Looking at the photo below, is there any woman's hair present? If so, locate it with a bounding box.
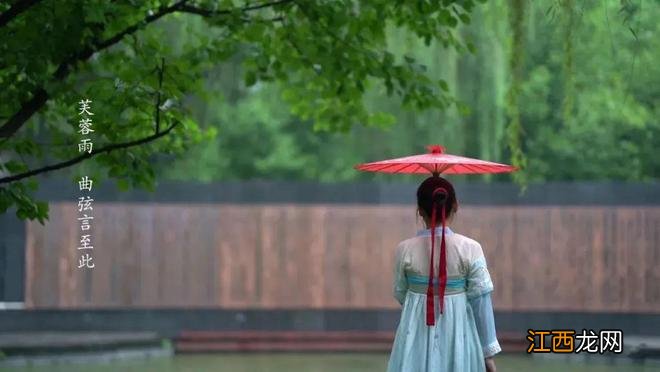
[416,175,457,220]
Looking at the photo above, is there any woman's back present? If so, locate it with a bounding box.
[396,228,483,279]
[387,175,500,372]
[387,226,501,372]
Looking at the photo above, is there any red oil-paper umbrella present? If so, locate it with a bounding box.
[354,144,517,175]
[354,145,517,326]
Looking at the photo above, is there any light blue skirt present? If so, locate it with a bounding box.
[387,290,485,372]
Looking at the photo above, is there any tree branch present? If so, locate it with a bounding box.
[0,0,190,139]
[0,0,294,139]
[178,0,293,16]
[1,55,176,184]
[0,0,43,28]
[0,121,180,184]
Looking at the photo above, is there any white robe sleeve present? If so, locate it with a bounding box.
[466,243,501,357]
[469,292,502,357]
[392,243,409,305]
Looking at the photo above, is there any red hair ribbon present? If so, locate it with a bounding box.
[426,187,448,326]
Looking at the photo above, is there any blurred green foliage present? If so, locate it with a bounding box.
[0,0,481,222]
[0,0,658,223]
[166,0,659,184]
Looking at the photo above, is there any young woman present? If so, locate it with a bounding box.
[387,176,500,372]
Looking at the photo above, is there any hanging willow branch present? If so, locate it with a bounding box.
[505,0,527,188]
[561,0,576,128]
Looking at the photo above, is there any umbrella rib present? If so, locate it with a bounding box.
[464,164,483,174]
[463,163,480,173]
[390,162,412,173]
[482,164,500,172]
[363,163,396,172]
[395,163,411,173]
[439,163,454,174]
[454,163,471,173]
[478,163,499,173]
[403,163,419,173]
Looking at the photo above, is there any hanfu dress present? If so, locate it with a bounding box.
[387,226,502,372]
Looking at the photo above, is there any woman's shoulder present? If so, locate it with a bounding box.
[393,236,419,265]
[395,235,421,250]
[452,231,481,246]
[446,233,485,272]
[394,234,429,255]
[451,232,484,255]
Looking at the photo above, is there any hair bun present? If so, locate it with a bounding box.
[432,187,448,204]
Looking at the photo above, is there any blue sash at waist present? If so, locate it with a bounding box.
[406,274,466,289]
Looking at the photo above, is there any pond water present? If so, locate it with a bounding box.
[1,353,659,372]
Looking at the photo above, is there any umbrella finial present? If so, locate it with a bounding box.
[427,145,445,155]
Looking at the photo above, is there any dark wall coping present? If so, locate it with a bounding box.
[32,178,660,205]
[0,309,657,338]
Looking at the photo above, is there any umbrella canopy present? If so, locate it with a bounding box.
[354,145,517,175]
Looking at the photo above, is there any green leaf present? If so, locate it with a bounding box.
[438,79,449,92]
[245,70,257,87]
[4,161,28,173]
